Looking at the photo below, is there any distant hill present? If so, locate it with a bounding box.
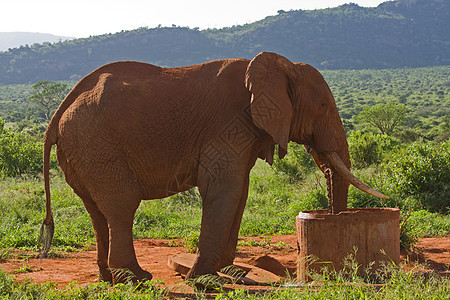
[0,0,448,84]
[0,32,73,52]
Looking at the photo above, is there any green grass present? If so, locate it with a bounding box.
[0,173,94,251]
[0,261,448,299]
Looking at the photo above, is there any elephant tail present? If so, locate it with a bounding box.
[37,68,92,257]
[39,124,56,258]
[37,66,110,257]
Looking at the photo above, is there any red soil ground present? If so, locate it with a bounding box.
[1,235,448,293]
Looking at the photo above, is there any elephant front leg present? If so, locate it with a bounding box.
[216,177,249,270]
[186,176,246,279]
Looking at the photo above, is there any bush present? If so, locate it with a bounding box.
[0,130,43,177]
[348,131,399,168]
[0,117,57,177]
[384,141,450,213]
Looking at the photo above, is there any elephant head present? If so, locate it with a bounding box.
[245,52,387,213]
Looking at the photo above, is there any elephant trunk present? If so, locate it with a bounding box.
[310,148,348,213]
[324,163,349,214]
[310,149,388,214]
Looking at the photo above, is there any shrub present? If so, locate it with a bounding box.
[0,118,58,177]
[348,131,399,168]
[384,141,450,213]
[0,130,43,177]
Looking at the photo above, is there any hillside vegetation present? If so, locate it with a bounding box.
[0,0,449,84]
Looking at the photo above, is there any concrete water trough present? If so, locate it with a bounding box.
[296,207,400,281]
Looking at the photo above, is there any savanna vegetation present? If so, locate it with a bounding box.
[0,65,448,297]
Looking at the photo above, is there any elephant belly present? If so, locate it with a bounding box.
[125,151,198,199]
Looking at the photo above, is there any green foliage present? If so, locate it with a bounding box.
[242,158,329,237]
[348,131,399,168]
[384,141,450,213]
[0,84,33,122]
[0,175,94,250]
[357,102,408,135]
[133,198,201,240]
[28,81,70,120]
[348,186,392,209]
[323,66,450,141]
[0,269,168,299]
[0,81,75,123]
[348,131,382,168]
[287,188,329,214]
[400,210,450,250]
[272,143,316,182]
[0,125,43,177]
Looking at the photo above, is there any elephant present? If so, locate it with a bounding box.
[39,51,387,284]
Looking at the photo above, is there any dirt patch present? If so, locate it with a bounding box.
[401,235,450,275]
[1,235,448,291]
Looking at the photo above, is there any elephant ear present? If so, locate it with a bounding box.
[245,52,296,155]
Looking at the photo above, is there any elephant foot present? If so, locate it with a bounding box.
[216,253,235,271]
[186,267,224,291]
[110,267,153,284]
[185,257,218,280]
[99,267,113,283]
[134,269,153,284]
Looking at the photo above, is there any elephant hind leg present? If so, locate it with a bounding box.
[65,173,112,282]
[82,196,112,282]
[63,163,151,283]
[94,187,152,284]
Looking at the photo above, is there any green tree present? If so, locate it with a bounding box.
[357,102,408,136]
[28,81,70,120]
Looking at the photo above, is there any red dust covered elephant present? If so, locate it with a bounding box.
[39,52,387,284]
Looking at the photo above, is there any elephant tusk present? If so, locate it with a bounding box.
[325,152,389,199]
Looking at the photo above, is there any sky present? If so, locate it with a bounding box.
[2,0,386,38]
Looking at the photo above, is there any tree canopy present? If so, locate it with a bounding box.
[357,102,408,136]
[28,81,70,120]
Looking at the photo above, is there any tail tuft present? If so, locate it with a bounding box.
[38,217,54,258]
